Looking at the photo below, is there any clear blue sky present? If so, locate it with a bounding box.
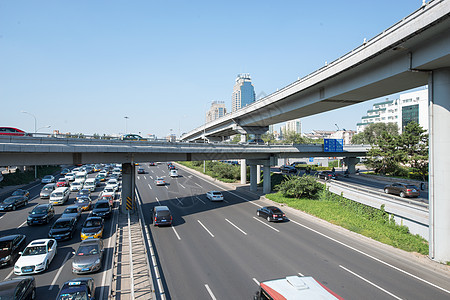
[0,0,427,138]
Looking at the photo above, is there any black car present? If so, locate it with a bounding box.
[56,277,95,300]
[48,217,77,241]
[27,203,55,225]
[0,196,28,212]
[90,200,112,219]
[0,234,26,267]
[137,168,145,174]
[11,189,30,200]
[317,171,337,180]
[0,276,36,300]
[280,165,297,174]
[152,206,172,226]
[256,206,288,222]
[61,205,82,224]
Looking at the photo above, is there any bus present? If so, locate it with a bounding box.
[254,275,344,300]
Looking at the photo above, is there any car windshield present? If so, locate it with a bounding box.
[31,207,48,214]
[105,188,114,193]
[72,182,81,186]
[95,202,109,209]
[3,198,17,204]
[271,208,282,213]
[23,245,47,255]
[77,244,99,256]
[406,185,418,189]
[85,219,102,227]
[212,192,222,196]
[57,291,88,300]
[0,241,11,249]
[58,179,66,183]
[76,198,89,203]
[53,220,71,229]
[43,187,53,191]
[44,175,52,179]
[64,208,78,214]
[157,211,170,217]
[52,193,63,197]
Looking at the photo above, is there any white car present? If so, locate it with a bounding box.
[206,191,224,201]
[106,179,119,191]
[70,181,83,192]
[41,175,55,184]
[14,239,57,275]
[155,177,165,186]
[100,186,115,198]
[65,172,75,181]
[170,170,178,177]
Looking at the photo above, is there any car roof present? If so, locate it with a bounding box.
[65,205,79,210]
[154,205,170,211]
[96,199,110,204]
[0,234,23,242]
[55,216,75,222]
[79,238,102,246]
[28,239,53,246]
[34,203,51,208]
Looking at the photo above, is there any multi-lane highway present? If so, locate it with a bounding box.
[0,171,118,299]
[137,163,449,299]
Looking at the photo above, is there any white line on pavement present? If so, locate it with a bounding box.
[3,269,14,281]
[143,176,147,180]
[165,185,168,189]
[99,204,118,300]
[252,278,260,286]
[172,226,181,240]
[179,183,186,189]
[340,265,403,300]
[205,284,217,300]
[194,182,202,188]
[18,221,27,228]
[288,219,450,294]
[196,196,206,204]
[176,197,183,206]
[49,252,71,290]
[198,220,215,237]
[252,217,280,232]
[225,218,247,235]
[155,197,161,205]
[298,272,304,276]
[148,183,152,190]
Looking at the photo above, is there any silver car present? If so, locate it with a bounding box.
[72,239,104,274]
[40,183,56,199]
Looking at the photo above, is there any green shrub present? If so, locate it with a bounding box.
[275,175,322,199]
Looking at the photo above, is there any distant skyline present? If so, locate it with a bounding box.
[0,1,428,138]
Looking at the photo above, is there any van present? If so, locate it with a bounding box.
[152,206,172,226]
[84,178,96,192]
[74,171,87,183]
[50,187,70,205]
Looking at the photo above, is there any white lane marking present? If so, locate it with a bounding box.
[100,203,118,300]
[252,278,260,286]
[3,269,14,281]
[340,265,403,299]
[225,218,247,235]
[172,226,181,240]
[178,166,262,207]
[150,176,153,179]
[165,185,168,189]
[198,220,214,238]
[196,196,206,204]
[253,217,280,232]
[49,251,71,290]
[179,183,186,189]
[205,284,217,300]
[175,197,183,206]
[143,176,147,180]
[0,215,5,220]
[195,182,202,188]
[298,272,304,276]
[137,176,140,180]
[18,221,27,228]
[288,219,450,294]
[155,197,161,205]
[148,183,152,190]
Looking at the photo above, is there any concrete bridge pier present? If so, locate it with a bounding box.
[248,159,272,194]
[429,67,450,263]
[342,157,359,174]
[121,162,135,213]
[240,134,247,184]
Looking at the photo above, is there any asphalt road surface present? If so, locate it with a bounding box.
[137,163,449,300]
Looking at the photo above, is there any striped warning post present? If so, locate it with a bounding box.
[126,197,133,210]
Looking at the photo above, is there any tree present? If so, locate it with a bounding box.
[352,122,399,144]
[262,132,276,144]
[283,131,304,144]
[276,175,323,199]
[399,122,428,181]
[365,131,403,175]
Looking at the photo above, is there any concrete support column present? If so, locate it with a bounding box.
[263,164,271,194]
[257,165,261,184]
[121,162,135,213]
[250,165,257,192]
[240,134,247,184]
[343,157,359,174]
[429,68,450,262]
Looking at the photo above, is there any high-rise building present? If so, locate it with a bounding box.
[356,89,428,133]
[282,119,302,135]
[232,74,256,112]
[206,101,227,123]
